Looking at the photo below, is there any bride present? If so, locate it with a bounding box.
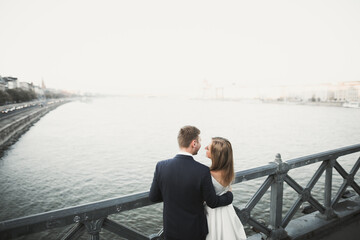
[204,137,247,240]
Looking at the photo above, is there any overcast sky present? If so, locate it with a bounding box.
[0,0,359,96]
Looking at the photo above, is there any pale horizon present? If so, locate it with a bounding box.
[1,0,359,97]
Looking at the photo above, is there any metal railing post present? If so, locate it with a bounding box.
[84,218,105,240]
[319,158,337,220]
[269,154,289,239]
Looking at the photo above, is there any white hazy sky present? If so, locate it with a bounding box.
[0,0,359,96]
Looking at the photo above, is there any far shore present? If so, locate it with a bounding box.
[261,99,345,107]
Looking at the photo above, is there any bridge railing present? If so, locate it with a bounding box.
[1,144,360,240]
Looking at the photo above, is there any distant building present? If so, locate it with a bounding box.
[279,84,331,102]
[257,81,360,102]
[19,82,34,91]
[34,85,45,98]
[335,81,360,102]
[41,79,46,89]
[326,85,336,101]
[346,87,359,102]
[3,77,18,89]
[0,76,6,91]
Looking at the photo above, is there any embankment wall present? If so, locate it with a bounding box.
[0,102,66,151]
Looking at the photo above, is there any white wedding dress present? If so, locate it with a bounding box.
[205,176,247,240]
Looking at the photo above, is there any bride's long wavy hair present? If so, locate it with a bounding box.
[209,137,234,186]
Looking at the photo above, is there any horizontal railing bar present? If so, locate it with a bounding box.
[234,144,360,185]
[234,164,277,183]
[0,192,152,238]
[286,144,360,169]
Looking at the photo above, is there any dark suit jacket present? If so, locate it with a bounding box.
[149,154,233,240]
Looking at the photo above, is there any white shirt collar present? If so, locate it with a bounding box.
[177,151,193,157]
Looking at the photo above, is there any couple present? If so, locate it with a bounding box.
[149,125,246,240]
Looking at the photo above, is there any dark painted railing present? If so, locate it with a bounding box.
[1,144,360,240]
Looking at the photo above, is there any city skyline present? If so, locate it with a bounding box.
[0,0,359,97]
[2,74,360,102]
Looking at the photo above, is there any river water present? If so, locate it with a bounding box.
[1,96,360,239]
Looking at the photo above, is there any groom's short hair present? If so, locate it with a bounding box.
[178,125,200,148]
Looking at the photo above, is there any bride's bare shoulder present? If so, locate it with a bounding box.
[210,170,221,177]
[210,170,226,186]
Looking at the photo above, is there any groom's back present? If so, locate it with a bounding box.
[154,154,209,240]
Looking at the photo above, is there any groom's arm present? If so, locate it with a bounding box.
[149,162,163,203]
[201,170,233,208]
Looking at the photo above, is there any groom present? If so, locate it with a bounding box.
[149,125,233,240]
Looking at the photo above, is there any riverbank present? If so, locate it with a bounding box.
[192,98,349,108]
[0,100,70,155]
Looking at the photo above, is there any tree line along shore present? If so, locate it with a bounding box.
[0,88,77,106]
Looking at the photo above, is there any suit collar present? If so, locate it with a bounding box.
[175,153,194,160]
